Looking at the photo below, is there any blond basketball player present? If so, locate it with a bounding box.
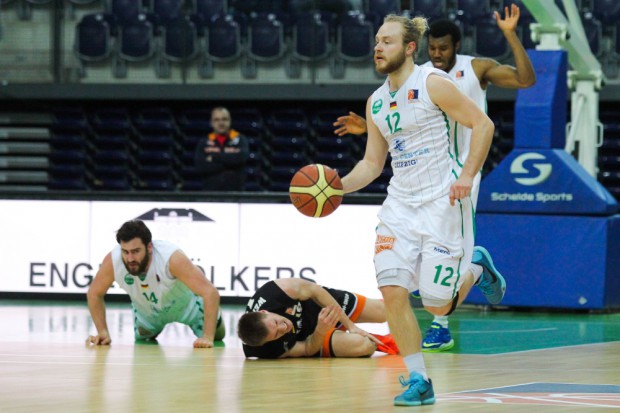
[334,4,533,353]
[338,15,505,406]
[86,220,225,348]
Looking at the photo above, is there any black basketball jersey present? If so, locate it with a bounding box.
[242,281,355,359]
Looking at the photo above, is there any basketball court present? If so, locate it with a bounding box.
[2,299,619,412]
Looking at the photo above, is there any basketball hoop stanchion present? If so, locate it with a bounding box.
[470,49,619,310]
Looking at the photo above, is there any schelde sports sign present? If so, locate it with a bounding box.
[477,149,617,215]
[0,200,382,299]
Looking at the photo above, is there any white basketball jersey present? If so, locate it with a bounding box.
[370,65,455,205]
[112,240,198,322]
[423,55,487,169]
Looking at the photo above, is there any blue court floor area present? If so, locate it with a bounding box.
[1,298,619,354]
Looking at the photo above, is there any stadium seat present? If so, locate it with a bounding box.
[409,0,448,20]
[92,132,131,151]
[74,13,113,78]
[367,0,400,18]
[591,0,620,26]
[177,108,213,133]
[473,15,510,59]
[48,145,89,190]
[311,108,351,135]
[157,17,200,77]
[108,0,143,26]
[114,15,156,78]
[229,0,287,14]
[242,13,286,78]
[133,108,178,133]
[287,12,332,78]
[90,155,133,190]
[53,107,90,132]
[229,108,265,135]
[90,108,133,132]
[133,150,176,190]
[193,0,227,22]
[267,109,309,135]
[49,131,90,152]
[581,11,603,57]
[313,135,352,152]
[330,11,375,79]
[135,132,176,152]
[313,150,354,169]
[200,14,242,78]
[150,0,185,25]
[456,0,490,25]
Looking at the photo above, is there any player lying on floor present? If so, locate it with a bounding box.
[237,278,399,358]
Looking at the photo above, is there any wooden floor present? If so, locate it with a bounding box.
[1,300,619,412]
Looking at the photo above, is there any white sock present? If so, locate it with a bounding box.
[403,353,428,381]
[470,264,484,285]
[433,315,449,328]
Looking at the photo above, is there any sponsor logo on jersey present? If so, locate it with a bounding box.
[407,89,419,102]
[375,235,396,254]
[372,99,383,114]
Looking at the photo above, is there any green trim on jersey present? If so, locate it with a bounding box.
[452,199,465,298]
[442,112,455,161]
[453,121,464,168]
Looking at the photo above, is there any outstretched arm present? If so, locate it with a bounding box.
[475,4,536,89]
[86,253,115,345]
[170,250,221,348]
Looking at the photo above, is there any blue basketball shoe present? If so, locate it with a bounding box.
[421,322,454,352]
[411,290,421,299]
[394,373,435,406]
[472,246,506,305]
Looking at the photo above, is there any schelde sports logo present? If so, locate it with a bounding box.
[510,153,552,186]
[490,152,573,204]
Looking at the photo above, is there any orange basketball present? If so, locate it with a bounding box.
[289,164,344,218]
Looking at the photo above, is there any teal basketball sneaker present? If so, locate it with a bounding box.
[394,372,435,406]
[472,246,506,305]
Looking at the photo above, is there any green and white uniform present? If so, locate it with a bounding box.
[370,65,474,307]
[112,240,221,339]
[423,54,487,207]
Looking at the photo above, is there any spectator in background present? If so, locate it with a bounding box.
[195,106,249,191]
